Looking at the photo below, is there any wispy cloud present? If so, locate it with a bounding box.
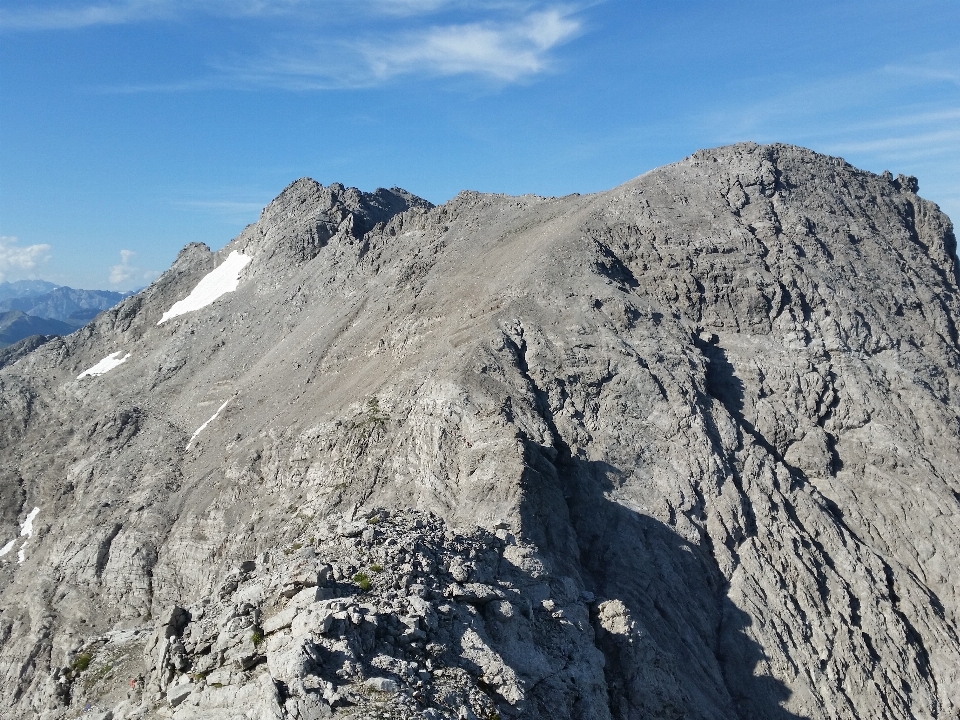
[884,60,960,88]
[4,1,585,88]
[0,236,51,282]
[0,0,545,31]
[0,0,307,30]
[695,51,956,140]
[208,6,582,89]
[694,51,960,220]
[363,8,580,81]
[0,2,152,30]
[826,128,960,160]
[108,249,158,288]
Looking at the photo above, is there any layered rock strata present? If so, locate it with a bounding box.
[1,144,959,719]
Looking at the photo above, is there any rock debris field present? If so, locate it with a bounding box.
[1,143,960,720]
[57,509,592,720]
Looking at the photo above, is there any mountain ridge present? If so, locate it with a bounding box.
[0,282,133,349]
[0,286,131,329]
[0,311,75,349]
[1,142,959,720]
[0,280,61,303]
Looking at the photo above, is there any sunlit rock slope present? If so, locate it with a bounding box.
[1,143,959,720]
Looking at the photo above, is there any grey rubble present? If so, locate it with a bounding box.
[55,509,583,720]
[0,142,958,719]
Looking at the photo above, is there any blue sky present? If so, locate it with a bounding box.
[1,0,958,290]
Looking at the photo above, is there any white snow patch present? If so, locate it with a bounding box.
[186,397,233,451]
[20,507,39,538]
[0,538,15,558]
[158,250,252,325]
[2,507,41,564]
[78,351,131,379]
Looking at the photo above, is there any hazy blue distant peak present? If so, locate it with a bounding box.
[0,286,128,328]
[0,310,74,349]
[0,280,60,302]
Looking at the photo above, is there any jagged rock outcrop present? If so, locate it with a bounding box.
[56,509,602,720]
[1,143,959,719]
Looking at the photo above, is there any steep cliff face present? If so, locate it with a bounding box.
[1,143,958,720]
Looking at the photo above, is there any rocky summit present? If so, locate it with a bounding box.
[1,142,959,720]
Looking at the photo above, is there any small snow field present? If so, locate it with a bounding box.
[20,507,39,538]
[158,250,251,325]
[77,351,131,379]
[0,538,14,558]
[186,397,233,450]
[1,507,41,564]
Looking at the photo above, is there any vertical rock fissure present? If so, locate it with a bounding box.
[94,522,123,578]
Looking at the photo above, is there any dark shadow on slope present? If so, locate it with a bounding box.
[698,339,812,488]
[499,327,806,718]
[517,447,808,720]
[698,341,849,581]
[699,340,744,419]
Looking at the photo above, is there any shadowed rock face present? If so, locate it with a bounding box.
[1,142,959,720]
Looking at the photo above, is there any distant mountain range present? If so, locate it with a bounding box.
[0,281,131,348]
[0,311,74,347]
[0,279,60,302]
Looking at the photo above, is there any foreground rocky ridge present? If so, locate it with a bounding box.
[54,509,586,720]
[1,143,959,719]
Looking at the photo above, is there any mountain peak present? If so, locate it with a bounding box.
[229,178,433,269]
[2,145,960,720]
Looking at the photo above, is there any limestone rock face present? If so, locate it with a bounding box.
[1,143,959,720]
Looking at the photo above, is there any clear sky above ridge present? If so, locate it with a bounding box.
[1,0,958,290]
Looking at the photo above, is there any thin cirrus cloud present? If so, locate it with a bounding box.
[699,55,960,158]
[219,8,583,89]
[177,199,269,224]
[1,1,585,88]
[0,1,562,30]
[0,0,307,29]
